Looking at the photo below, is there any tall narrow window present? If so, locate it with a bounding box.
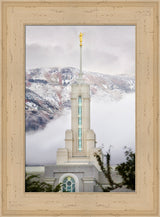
[78,96,82,151]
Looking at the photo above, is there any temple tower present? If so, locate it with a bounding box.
[56,33,101,170]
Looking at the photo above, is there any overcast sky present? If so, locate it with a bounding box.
[25,26,135,165]
[26,26,135,75]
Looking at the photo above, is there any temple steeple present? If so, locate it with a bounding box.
[56,33,101,170]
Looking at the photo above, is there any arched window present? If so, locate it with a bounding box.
[63,176,75,192]
[59,173,79,192]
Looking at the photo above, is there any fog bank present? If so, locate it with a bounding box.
[26,93,135,165]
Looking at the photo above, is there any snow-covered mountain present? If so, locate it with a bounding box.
[25,67,135,132]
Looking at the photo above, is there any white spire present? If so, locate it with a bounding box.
[78,32,84,83]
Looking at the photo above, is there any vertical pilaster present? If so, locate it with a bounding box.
[71,83,90,156]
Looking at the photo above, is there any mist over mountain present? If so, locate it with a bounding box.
[25,67,135,132]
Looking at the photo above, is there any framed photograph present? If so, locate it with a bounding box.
[0,0,159,216]
[25,25,135,193]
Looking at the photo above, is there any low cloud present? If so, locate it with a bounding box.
[26,93,135,166]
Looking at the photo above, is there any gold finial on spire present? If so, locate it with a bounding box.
[79,32,83,46]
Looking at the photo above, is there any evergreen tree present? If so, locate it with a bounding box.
[115,147,135,190]
[25,174,62,192]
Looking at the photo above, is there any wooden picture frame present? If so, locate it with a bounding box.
[0,0,159,216]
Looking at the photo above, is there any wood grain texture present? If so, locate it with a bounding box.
[0,0,159,216]
[0,0,2,216]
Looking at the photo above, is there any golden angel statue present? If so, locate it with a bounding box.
[79,32,83,46]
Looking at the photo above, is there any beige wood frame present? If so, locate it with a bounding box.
[0,0,159,216]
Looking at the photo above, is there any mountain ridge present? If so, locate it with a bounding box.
[25,67,135,132]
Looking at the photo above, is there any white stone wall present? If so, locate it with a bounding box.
[56,82,102,171]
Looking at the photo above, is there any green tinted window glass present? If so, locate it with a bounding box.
[62,176,76,192]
